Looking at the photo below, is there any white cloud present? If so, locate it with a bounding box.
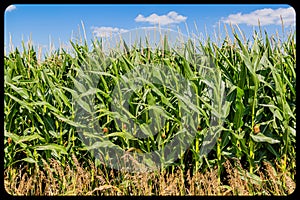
[222,7,295,26]
[135,11,187,26]
[91,26,128,37]
[5,5,16,12]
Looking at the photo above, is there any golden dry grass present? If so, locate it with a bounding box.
[4,155,295,196]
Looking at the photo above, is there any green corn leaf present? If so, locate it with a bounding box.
[104,132,137,140]
[22,157,37,164]
[5,82,30,99]
[85,141,122,151]
[51,112,86,128]
[5,131,44,144]
[233,87,245,129]
[34,144,68,154]
[250,133,280,144]
[5,93,34,112]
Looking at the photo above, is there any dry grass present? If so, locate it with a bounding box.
[4,155,295,196]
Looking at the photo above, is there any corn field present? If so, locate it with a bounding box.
[4,26,296,195]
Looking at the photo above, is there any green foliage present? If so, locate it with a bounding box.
[4,27,296,184]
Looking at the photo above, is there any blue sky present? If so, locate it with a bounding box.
[4,4,295,56]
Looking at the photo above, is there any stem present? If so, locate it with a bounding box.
[249,87,257,174]
[282,120,289,173]
[217,137,221,184]
[195,85,200,173]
